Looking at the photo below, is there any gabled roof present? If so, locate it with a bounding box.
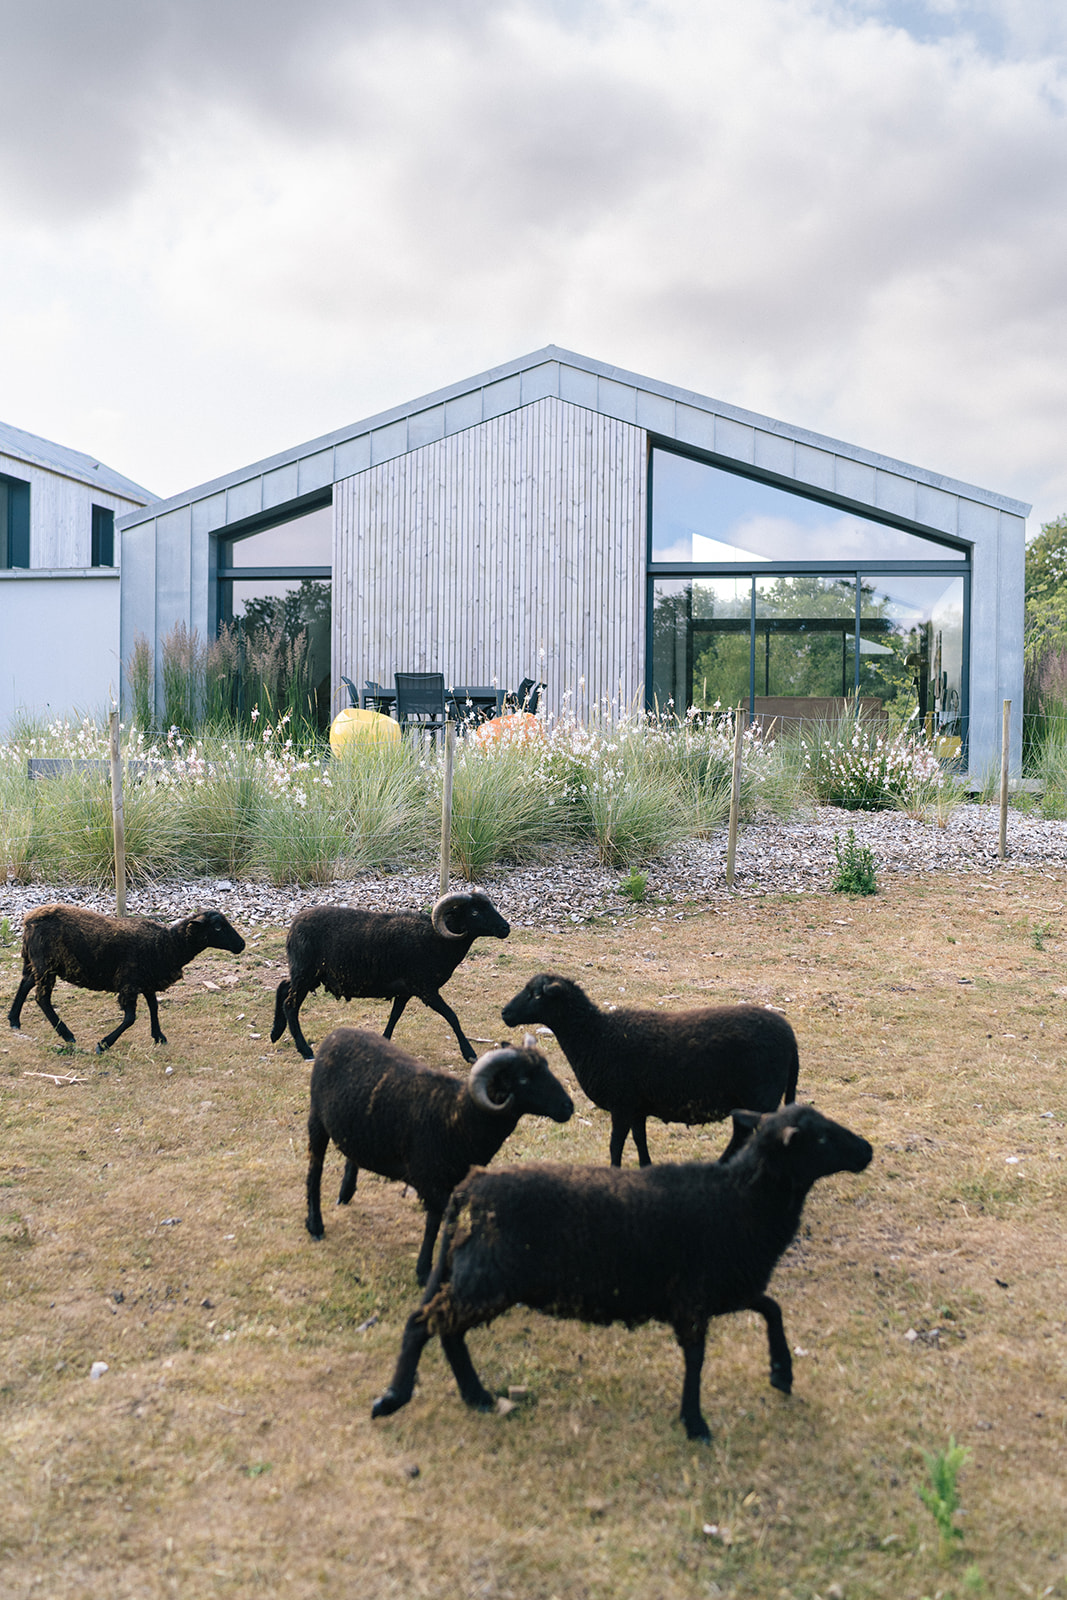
[0,418,155,503]
[117,345,1030,534]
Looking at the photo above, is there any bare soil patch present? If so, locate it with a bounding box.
[0,868,1065,1599]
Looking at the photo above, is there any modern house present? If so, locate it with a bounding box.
[116,346,1029,774]
[0,419,155,733]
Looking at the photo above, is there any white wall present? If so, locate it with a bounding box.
[0,571,121,734]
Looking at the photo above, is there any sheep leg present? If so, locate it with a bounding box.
[415,1209,443,1287]
[337,1158,358,1206]
[8,969,35,1030]
[382,993,410,1038]
[752,1293,793,1394]
[33,976,76,1044]
[269,978,290,1043]
[676,1326,712,1442]
[305,1111,331,1238]
[96,988,139,1052]
[440,1331,496,1411]
[281,980,315,1060]
[631,1117,653,1167]
[371,1307,434,1418]
[417,993,477,1064]
[608,1113,632,1166]
[143,991,167,1045]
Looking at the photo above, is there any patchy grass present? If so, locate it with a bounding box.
[0,871,1065,1598]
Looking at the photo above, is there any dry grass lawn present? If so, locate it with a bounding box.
[1,866,1065,1599]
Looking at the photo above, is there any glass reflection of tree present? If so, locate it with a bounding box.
[235,578,332,731]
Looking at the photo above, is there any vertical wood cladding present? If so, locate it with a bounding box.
[334,397,647,721]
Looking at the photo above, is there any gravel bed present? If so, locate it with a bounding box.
[2,804,1066,937]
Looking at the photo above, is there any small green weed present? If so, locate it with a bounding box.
[918,1436,970,1562]
[1031,920,1052,950]
[618,869,648,902]
[0,916,13,947]
[832,828,878,895]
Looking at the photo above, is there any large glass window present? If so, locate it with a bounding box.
[648,447,969,750]
[216,500,332,730]
[651,448,965,563]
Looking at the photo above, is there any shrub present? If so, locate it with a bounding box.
[126,634,155,732]
[832,828,877,896]
[802,710,947,811]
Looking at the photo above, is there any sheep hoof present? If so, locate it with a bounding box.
[371,1389,403,1419]
[683,1418,712,1443]
[305,1219,325,1240]
[94,1041,110,1055]
[770,1369,792,1395]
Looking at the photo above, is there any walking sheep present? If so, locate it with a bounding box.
[372,1101,872,1439]
[306,1027,573,1282]
[271,892,510,1062]
[8,904,246,1052]
[501,972,799,1165]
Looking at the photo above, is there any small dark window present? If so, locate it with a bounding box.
[0,473,31,568]
[91,505,115,567]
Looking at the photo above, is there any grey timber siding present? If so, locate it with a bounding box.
[334,397,646,723]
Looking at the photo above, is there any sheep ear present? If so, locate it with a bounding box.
[729,1109,763,1132]
[780,1125,798,1146]
[522,1032,538,1051]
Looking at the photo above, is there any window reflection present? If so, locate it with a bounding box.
[651,449,964,563]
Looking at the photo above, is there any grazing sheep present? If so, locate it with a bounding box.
[271,892,510,1062]
[501,972,799,1165]
[372,1101,872,1439]
[306,1027,573,1282]
[7,904,246,1053]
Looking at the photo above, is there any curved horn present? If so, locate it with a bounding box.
[468,1047,518,1114]
[431,892,471,940]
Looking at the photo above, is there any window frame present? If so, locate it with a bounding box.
[644,440,973,758]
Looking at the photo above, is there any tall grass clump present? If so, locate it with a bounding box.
[327,736,428,869]
[546,710,689,867]
[168,731,268,876]
[799,707,950,812]
[160,622,204,734]
[126,633,155,732]
[252,779,349,886]
[33,770,179,887]
[0,759,37,883]
[647,704,802,833]
[446,732,564,879]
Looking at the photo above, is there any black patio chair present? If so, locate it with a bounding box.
[504,677,545,715]
[340,676,360,708]
[395,672,448,740]
[363,679,397,714]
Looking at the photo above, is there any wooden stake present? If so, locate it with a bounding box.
[998,698,1011,860]
[439,722,456,896]
[109,709,127,916]
[726,702,745,888]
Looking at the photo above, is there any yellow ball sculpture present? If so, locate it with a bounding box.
[329,708,401,754]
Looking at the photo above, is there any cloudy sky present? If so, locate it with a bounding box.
[1,0,1064,530]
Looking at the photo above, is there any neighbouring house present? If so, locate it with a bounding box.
[116,347,1028,774]
[0,419,155,734]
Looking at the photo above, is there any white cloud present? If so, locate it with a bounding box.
[0,0,1064,529]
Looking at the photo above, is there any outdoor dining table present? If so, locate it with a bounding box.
[448,686,506,722]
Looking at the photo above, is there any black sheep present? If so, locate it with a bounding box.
[372,1101,872,1439]
[271,891,510,1062]
[501,972,799,1165]
[7,903,245,1053]
[306,1027,573,1282]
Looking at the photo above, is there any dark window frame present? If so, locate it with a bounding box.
[91,504,115,567]
[644,441,972,760]
[0,472,31,569]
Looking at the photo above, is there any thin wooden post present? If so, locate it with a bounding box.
[109,709,127,917]
[998,698,1011,860]
[725,702,745,888]
[439,722,456,896]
